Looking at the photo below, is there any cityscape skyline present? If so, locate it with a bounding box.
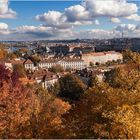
[0,0,140,41]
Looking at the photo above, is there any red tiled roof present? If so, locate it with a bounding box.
[82,51,121,57]
[24,59,34,64]
[31,69,56,80]
[40,58,84,63]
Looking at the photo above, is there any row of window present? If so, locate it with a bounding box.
[25,63,85,70]
[38,63,84,67]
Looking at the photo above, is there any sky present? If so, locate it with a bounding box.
[0,0,140,41]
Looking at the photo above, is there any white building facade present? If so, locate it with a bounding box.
[35,76,58,89]
[24,60,35,70]
[82,51,123,66]
[38,59,85,70]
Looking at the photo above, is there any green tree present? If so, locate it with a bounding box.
[88,75,99,88]
[58,74,86,101]
[95,62,100,66]
[65,67,72,72]
[30,55,41,65]
[49,64,64,73]
[89,62,94,67]
[51,82,60,96]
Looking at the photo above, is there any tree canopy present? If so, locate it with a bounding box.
[62,60,140,139]
[13,64,26,78]
[0,65,71,139]
[49,64,64,73]
[0,44,8,59]
[58,74,86,101]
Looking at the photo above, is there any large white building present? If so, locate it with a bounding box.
[4,51,123,71]
[4,58,85,71]
[38,58,85,70]
[82,51,123,66]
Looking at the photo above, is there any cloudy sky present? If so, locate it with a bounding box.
[0,0,140,41]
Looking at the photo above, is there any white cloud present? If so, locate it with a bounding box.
[0,23,8,30]
[35,11,74,29]
[115,24,137,31]
[0,25,74,40]
[0,0,9,14]
[0,0,17,19]
[94,19,100,25]
[126,14,140,21]
[35,0,139,30]
[12,24,140,40]
[1,0,140,40]
[36,11,64,26]
[16,25,51,33]
[65,5,90,22]
[110,18,121,23]
[2,23,140,40]
[75,29,121,39]
[0,22,12,35]
[84,0,138,17]
[114,24,140,38]
[35,9,98,29]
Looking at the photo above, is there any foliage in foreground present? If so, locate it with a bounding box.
[0,50,140,139]
[0,65,70,138]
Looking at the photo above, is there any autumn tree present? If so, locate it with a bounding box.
[65,67,72,72]
[88,75,99,88]
[105,67,140,89]
[58,74,86,101]
[62,80,140,138]
[62,63,140,139]
[62,52,140,138]
[0,65,71,139]
[50,81,61,96]
[13,48,28,58]
[7,52,18,59]
[27,97,70,139]
[89,62,94,67]
[49,64,64,73]
[0,44,8,59]
[123,49,140,68]
[13,64,26,78]
[29,55,41,65]
[0,65,41,138]
[19,48,28,54]
[20,84,71,139]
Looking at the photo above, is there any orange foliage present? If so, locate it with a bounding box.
[0,65,71,139]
